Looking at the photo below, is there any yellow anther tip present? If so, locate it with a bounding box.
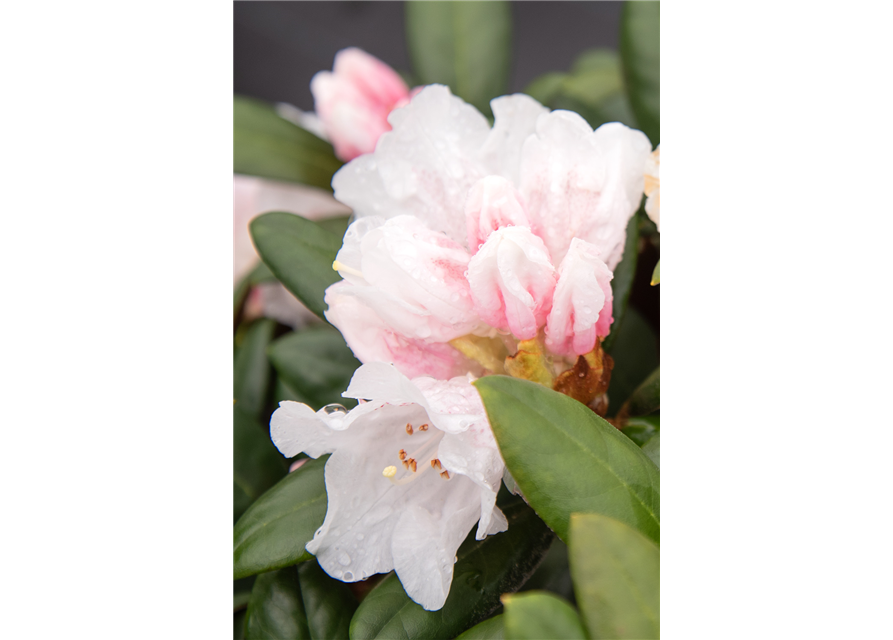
[382,465,397,478]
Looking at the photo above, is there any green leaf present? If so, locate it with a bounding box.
[651,259,660,285]
[602,212,639,352]
[234,95,342,190]
[620,1,660,145]
[524,49,637,131]
[641,433,660,469]
[316,215,353,241]
[502,591,587,640]
[235,609,247,640]
[234,319,276,418]
[619,366,660,419]
[234,405,287,523]
[405,1,512,116]
[234,456,328,579]
[475,376,659,544]
[297,560,358,640]
[620,415,660,447]
[455,615,505,640]
[569,513,659,640]
[245,567,310,640]
[605,307,658,414]
[519,538,574,603]
[349,499,553,640]
[267,325,361,411]
[249,212,342,320]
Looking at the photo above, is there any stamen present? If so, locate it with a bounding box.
[440,470,451,480]
[405,423,414,435]
[430,459,442,470]
[332,260,365,279]
[402,460,410,469]
[409,459,417,473]
[419,423,429,431]
[382,466,397,478]
[398,449,407,461]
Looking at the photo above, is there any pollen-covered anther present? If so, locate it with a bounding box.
[440,470,451,480]
[382,465,397,478]
[419,423,429,431]
[405,423,414,435]
[398,449,407,461]
[430,458,442,470]
[409,458,418,473]
[402,460,410,469]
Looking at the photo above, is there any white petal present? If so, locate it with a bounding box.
[270,401,346,459]
[412,374,486,434]
[464,175,531,252]
[478,94,549,184]
[519,114,652,268]
[333,85,491,247]
[344,362,428,407]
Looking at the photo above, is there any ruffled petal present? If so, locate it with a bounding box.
[478,94,549,184]
[519,114,652,268]
[333,85,491,247]
[465,175,531,253]
[545,238,614,357]
[466,226,557,340]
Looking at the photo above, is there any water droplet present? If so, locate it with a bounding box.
[356,533,365,541]
[332,568,343,578]
[343,571,354,581]
[323,404,348,415]
[338,551,351,566]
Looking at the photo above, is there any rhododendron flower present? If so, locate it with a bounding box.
[271,362,506,611]
[645,144,673,233]
[311,48,414,162]
[325,85,651,381]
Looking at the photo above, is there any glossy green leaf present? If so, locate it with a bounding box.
[455,615,505,640]
[234,95,342,190]
[502,591,586,640]
[249,212,342,320]
[234,319,276,418]
[234,405,287,523]
[605,307,659,414]
[245,567,310,640]
[641,433,660,469]
[620,366,660,418]
[603,212,639,352]
[621,415,660,447]
[405,1,512,116]
[298,560,358,640]
[569,513,659,639]
[267,324,360,411]
[620,1,660,145]
[349,499,553,640]
[524,49,637,131]
[475,376,659,544]
[234,456,328,579]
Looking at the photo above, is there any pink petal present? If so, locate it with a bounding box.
[464,175,531,253]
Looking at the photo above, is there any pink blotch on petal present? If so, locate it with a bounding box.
[465,175,532,253]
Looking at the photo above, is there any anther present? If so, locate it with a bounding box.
[440,470,451,480]
[402,460,410,469]
[430,459,442,470]
[419,423,429,431]
[405,423,413,435]
[409,459,417,473]
[398,449,407,461]
[382,466,397,478]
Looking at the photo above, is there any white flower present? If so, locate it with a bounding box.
[270,362,507,611]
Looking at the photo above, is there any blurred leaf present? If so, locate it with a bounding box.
[520,538,574,604]
[605,307,658,415]
[405,1,512,116]
[267,325,361,411]
[475,376,659,544]
[641,433,660,469]
[298,560,358,640]
[620,1,660,145]
[235,576,256,612]
[250,212,342,320]
[349,499,553,640]
[619,366,660,418]
[569,513,659,639]
[651,259,660,285]
[273,375,314,406]
[316,215,352,240]
[603,212,639,352]
[621,415,660,447]
[234,456,328,579]
[234,405,287,523]
[234,609,247,640]
[234,319,276,418]
[234,95,342,190]
[524,49,637,131]
[502,591,586,640]
[245,567,310,640]
[455,615,505,640]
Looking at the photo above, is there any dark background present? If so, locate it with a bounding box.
[234,1,623,110]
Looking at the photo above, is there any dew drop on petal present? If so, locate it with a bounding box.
[338,551,351,566]
[356,533,364,541]
[323,404,349,415]
[343,571,354,581]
